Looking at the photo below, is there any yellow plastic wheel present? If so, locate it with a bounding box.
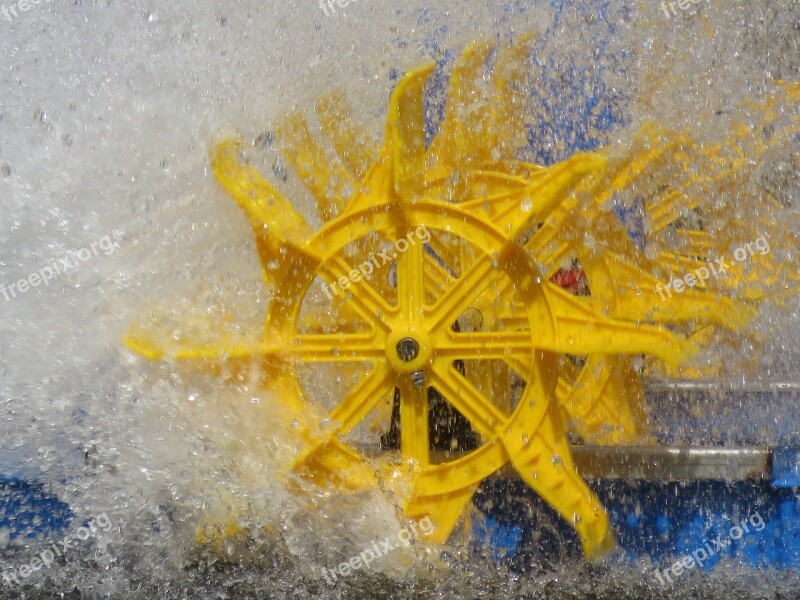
[126,60,701,559]
[125,42,798,559]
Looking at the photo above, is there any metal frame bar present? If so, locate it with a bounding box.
[356,383,800,481]
[360,445,774,481]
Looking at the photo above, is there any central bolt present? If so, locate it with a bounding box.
[395,337,420,362]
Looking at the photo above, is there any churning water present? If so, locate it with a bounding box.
[1,0,799,597]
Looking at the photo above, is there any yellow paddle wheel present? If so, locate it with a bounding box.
[125,40,800,558]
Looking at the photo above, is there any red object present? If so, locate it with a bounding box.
[550,265,587,295]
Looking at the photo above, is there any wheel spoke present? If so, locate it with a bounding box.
[317,256,396,331]
[287,333,385,362]
[396,233,426,321]
[429,358,507,438]
[397,378,429,465]
[494,310,528,330]
[435,330,534,361]
[328,363,394,436]
[503,356,532,379]
[423,252,456,299]
[426,255,505,331]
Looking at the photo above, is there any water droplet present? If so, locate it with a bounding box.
[272,160,288,182]
[255,132,274,148]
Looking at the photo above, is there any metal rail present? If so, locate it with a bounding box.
[355,382,800,481]
[357,445,773,482]
[644,380,800,393]
[569,445,771,481]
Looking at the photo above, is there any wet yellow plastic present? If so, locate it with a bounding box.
[124,39,798,559]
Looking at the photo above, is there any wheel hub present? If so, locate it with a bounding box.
[396,337,419,361]
[386,329,433,374]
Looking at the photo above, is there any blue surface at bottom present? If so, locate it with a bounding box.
[473,478,800,572]
[0,479,72,543]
